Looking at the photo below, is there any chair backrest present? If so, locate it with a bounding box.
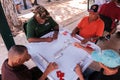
[23,22,27,35]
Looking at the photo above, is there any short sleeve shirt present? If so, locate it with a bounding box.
[77,16,104,38]
[2,59,32,80]
[90,68,120,80]
[99,2,120,20]
[26,17,58,39]
[99,2,120,28]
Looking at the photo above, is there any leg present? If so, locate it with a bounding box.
[34,0,38,5]
[30,0,35,6]
[23,0,27,9]
[16,4,21,14]
[99,14,112,40]
[48,0,51,2]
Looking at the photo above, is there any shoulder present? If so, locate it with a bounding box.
[2,59,28,71]
[27,17,37,28]
[47,16,55,21]
[80,16,88,22]
[2,59,8,69]
[47,16,58,25]
[100,3,108,8]
[27,17,36,25]
[83,16,88,20]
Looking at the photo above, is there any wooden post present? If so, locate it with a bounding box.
[0,2,15,50]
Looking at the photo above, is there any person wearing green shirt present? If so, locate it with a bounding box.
[26,5,59,43]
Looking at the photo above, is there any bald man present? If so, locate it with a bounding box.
[2,45,58,80]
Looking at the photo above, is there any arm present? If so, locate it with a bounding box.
[81,36,99,44]
[28,37,53,43]
[71,17,86,37]
[71,27,79,37]
[75,64,84,80]
[39,62,58,80]
[27,25,59,42]
[52,25,59,40]
[74,42,93,53]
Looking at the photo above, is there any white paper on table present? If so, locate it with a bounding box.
[26,29,100,80]
[78,55,93,72]
[39,55,49,68]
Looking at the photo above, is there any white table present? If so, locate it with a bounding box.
[26,29,100,80]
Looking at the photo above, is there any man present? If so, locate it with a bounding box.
[71,4,104,44]
[13,0,22,14]
[99,0,120,40]
[48,0,51,2]
[94,0,109,6]
[31,0,38,6]
[26,5,59,43]
[2,45,58,80]
[74,48,120,80]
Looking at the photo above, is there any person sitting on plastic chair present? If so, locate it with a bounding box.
[74,47,120,80]
[1,45,58,80]
[99,0,120,40]
[71,4,104,44]
[26,5,59,43]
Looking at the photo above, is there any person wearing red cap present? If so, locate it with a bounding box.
[71,4,104,44]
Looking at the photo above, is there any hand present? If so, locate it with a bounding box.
[53,34,58,40]
[74,42,82,48]
[75,64,83,76]
[39,62,58,80]
[75,64,84,80]
[71,33,76,37]
[45,62,58,74]
[81,38,90,44]
[46,37,53,42]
